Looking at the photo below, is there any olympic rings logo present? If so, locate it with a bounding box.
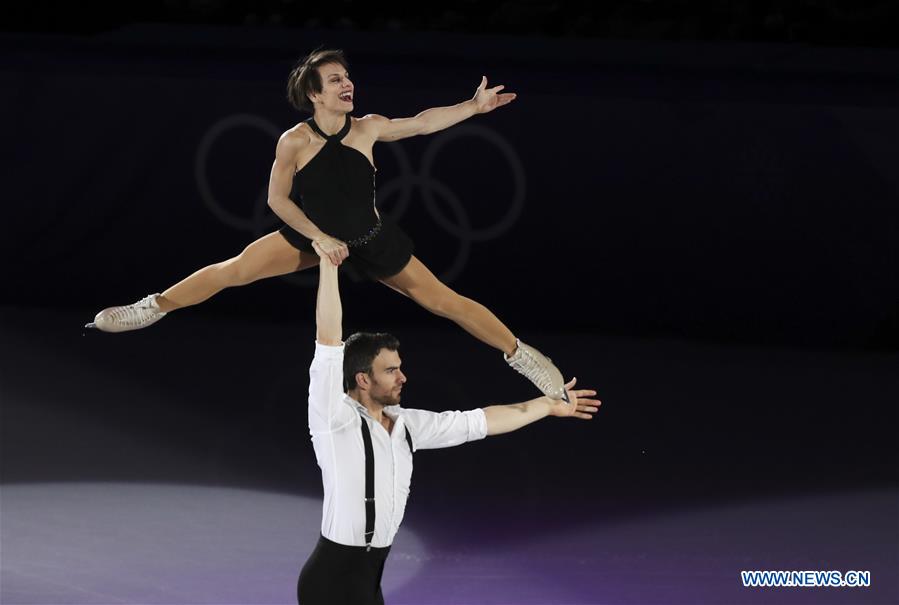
[195,113,526,285]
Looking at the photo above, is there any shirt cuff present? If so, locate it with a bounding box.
[314,340,345,359]
[469,408,489,441]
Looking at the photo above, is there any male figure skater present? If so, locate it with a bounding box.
[298,252,600,604]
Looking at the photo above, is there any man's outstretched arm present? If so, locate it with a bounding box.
[315,254,341,346]
[361,76,517,142]
[483,379,600,436]
[404,378,600,451]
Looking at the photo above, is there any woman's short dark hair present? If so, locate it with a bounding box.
[343,332,400,392]
[286,49,349,113]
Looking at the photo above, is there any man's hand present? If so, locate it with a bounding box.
[471,76,517,114]
[312,235,349,266]
[548,378,601,419]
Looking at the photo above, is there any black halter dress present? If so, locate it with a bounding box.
[278,114,414,280]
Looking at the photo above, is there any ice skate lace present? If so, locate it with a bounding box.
[108,295,160,328]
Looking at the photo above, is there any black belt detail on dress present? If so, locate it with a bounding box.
[346,219,382,248]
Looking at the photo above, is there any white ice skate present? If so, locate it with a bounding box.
[505,339,569,402]
[85,294,167,333]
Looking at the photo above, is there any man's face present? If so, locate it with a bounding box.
[365,348,406,407]
[311,62,354,113]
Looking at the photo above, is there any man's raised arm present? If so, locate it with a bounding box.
[308,256,355,432]
[315,255,341,346]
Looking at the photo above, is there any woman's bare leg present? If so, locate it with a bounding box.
[381,255,567,399]
[157,231,319,312]
[88,232,319,332]
[380,256,518,356]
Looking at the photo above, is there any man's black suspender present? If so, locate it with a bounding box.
[358,414,413,551]
[404,425,413,452]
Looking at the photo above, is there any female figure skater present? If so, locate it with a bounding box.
[87,49,567,401]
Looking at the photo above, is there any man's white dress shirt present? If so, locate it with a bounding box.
[308,342,488,547]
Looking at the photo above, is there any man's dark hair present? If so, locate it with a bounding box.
[343,332,400,391]
[286,49,349,113]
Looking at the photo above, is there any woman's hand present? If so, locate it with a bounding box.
[471,76,517,114]
[312,235,349,266]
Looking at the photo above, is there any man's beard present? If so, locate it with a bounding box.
[372,387,401,407]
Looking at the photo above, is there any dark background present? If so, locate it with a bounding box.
[2,3,898,603]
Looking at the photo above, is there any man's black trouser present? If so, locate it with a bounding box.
[297,535,391,605]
